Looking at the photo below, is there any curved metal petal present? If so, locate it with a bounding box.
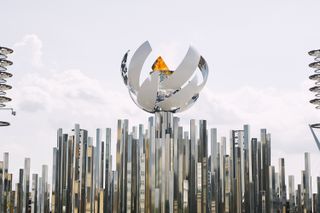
[120,51,130,86]
[137,72,160,112]
[157,55,209,112]
[128,41,152,93]
[196,56,209,91]
[160,46,200,90]
[174,94,199,113]
[157,77,198,111]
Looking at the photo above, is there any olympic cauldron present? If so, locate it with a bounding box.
[120,41,209,113]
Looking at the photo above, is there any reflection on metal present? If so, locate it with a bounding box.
[0,46,15,127]
[309,124,320,151]
[0,121,10,127]
[121,41,209,113]
[308,49,320,151]
[308,49,320,108]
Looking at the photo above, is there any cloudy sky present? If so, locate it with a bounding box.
[1,0,320,188]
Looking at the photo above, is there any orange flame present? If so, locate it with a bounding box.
[152,56,172,75]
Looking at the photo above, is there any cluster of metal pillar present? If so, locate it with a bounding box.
[1,113,320,212]
[115,112,209,212]
[0,154,49,212]
[51,125,112,213]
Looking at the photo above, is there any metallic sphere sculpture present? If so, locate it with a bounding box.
[0,46,15,127]
[121,41,209,113]
[308,49,320,151]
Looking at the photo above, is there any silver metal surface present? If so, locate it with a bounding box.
[0,46,14,126]
[121,41,209,113]
[309,124,320,151]
[1,120,319,212]
[0,96,11,103]
[308,49,320,151]
[0,59,13,67]
[0,121,9,126]
[0,84,12,96]
[309,49,320,108]
[0,84,12,90]
[0,46,13,55]
[0,71,12,82]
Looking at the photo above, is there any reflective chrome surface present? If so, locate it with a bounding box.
[0,46,14,126]
[308,49,320,151]
[308,49,320,108]
[0,46,13,55]
[121,41,209,113]
[0,121,10,126]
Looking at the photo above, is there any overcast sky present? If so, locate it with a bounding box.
[1,0,320,189]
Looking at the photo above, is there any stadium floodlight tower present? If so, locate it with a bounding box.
[308,49,320,151]
[0,46,15,127]
[121,41,209,134]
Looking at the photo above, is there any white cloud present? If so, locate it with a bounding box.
[187,84,320,152]
[14,34,44,68]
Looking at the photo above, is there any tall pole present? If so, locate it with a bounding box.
[308,49,320,151]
